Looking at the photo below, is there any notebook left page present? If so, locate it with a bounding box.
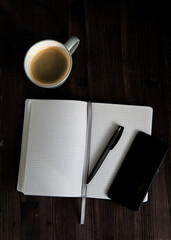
[17,100,87,197]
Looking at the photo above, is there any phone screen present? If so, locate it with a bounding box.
[107,132,168,211]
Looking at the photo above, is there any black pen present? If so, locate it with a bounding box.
[87,126,124,184]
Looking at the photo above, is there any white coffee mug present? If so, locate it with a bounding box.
[24,36,80,88]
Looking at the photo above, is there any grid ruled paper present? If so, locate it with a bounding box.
[17,100,153,201]
[87,103,153,200]
[18,100,87,197]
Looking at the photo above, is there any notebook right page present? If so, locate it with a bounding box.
[87,103,153,199]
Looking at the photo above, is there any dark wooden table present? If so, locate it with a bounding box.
[0,0,171,239]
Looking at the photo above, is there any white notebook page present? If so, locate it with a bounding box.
[18,100,87,197]
[87,103,153,199]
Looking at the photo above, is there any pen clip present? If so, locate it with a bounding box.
[110,126,124,150]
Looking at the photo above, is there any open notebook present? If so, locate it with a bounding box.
[17,100,153,200]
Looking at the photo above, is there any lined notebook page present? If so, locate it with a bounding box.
[18,100,87,197]
[87,103,153,199]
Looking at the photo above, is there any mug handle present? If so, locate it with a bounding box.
[64,36,80,55]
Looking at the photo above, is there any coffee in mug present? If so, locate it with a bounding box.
[24,37,80,88]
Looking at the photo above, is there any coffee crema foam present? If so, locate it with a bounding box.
[30,47,69,85]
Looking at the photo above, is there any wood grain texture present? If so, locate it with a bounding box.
[0,0,170,239]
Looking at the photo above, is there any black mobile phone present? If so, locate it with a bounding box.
[107,132,169,211]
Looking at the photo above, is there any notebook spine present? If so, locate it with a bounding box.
[80,101,92,224]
